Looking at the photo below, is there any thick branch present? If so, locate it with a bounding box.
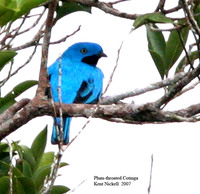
[36,1,57,97]
[1,98,200,141]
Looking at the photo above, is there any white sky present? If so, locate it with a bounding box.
[3,0,200,194]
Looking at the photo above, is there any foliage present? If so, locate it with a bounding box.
[1,0,200,193]
[0,0,48,26]
[0,126,69,193]
[133,13,189,79]
[133,12,173,29]
[0,80,38,114]
[56,1,91,21]
[0,50,17,71]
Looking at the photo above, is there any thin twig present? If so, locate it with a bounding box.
[50,25,81,45]
[0,60,14,89]
[42,151,63,194]
[150,24,187,32]
[155,0,166,12]
[6,139,13,194]
[100,72,186,105]
[63,119,91,150]
[68,179,87,193]
[0,44,39,87]
[180,0,200,35]
[108,0,130,6]
[57,55,64,146]
[103,41,123,95]
[162,4,182,14]
[147,154,154,194]
[1,14,28,50]
[70,0,138,19]
[17,8,46,36]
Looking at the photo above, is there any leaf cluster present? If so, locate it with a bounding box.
[134,13,191,79]
[0,126,69,194]
[0,0,48,27]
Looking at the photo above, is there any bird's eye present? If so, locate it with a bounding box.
[81,48,87,54]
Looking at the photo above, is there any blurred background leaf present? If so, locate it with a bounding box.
[0,80,38,113]
[0,50,17,72]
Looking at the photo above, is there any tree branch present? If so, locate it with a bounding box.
[101,72,186,104]
[36,1,57,97]
[155,64,200,108]
[1,97,200,141]
[68,0,138,20]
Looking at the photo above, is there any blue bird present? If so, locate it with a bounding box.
[48,42,106,144]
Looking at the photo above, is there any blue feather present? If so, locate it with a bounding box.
[48,42,106,144]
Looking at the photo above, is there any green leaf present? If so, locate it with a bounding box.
[0,143,8,153]
[0,50,17,71]
[12,0,48,21]
[0,153,10,165]
[12,141,23,159]
[0,98,16,114]
[146,24,166,61]
[56,2,91,21]
[20,145,36,172]
[17,177,36,194]
[0,80,37,113]
[33,164,51,191]
[0,171,35,193]
[146,25,166,59]
[194,3,200,27]
[165,25,189,74]
[31,126,47,165]
[50,185,70,194]
[33,162,68,192]
[148,50,166,79]
[0,177,9,193]
[0,161,23,177]
[37,151,69,173]
[134,12,173,28]
[13,178,26,194]
[0,152,11,172]
[9,80,38,97]
[1,177,33,194]
[22,160,32,178]
[0,0,49,26]
[0,4,15,26]
[146,24,166,79]
[38,152,54,169]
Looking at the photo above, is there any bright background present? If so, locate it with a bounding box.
[2,0,200,193]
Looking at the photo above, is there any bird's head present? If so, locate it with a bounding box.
[62,42,107,66]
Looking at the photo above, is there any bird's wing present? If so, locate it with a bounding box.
[73,79,94,103]
[73,68,103,104]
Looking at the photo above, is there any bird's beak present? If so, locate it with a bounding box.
[100,52,107,58]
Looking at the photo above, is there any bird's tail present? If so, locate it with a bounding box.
[51,117,72,145]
